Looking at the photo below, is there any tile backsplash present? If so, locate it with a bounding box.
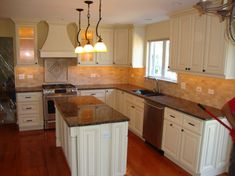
[15,65,235,109]
[129,68,235,109]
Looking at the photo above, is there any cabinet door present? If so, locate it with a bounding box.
[116,90,126,115]
[133,105,144,137]
[16,24,38,65]
[114,28,129,65]
[96,29,114,65]
[126,101,135,131]
[203,15,226,75]
[105,89,116,109]
[177,14,194,71]
[190,14,206,72]
[79,126,101,176]
[169,17,179,70]
[179,129,201,173]
[162,120,182,160]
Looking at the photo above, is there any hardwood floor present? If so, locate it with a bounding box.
[0,124,228,176]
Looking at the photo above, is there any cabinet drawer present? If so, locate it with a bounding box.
[183,114,203,135]
[165,108,183,126]
[80,89,105,97]
[18,115,39,126]
[17,92,41,102]
[17,102,39,115]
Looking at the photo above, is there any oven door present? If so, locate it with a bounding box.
[43,96,56,129]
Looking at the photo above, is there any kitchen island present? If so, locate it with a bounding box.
[55,96,129,176]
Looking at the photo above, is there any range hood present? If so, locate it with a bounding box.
[40,23,76,58]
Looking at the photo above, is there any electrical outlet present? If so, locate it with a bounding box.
[196,86,202,93]
[208,89,215,95]
[18,74,25,80]
[90,74,96,78]
[27,74,33,79]
[181,82,186,90]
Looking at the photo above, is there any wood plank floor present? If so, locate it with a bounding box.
[0,124,228,176]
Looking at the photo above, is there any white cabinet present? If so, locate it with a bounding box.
[16,92,43,131]
[125,93,144,137]
[80,89,106,102]
[129,26,145,68]
[170,9,235,79]
[115,90,126,116]
[162,107,231,176]
[105,89,116,109]
[15,23,38,65]
[56,108,128,176]
[114,28,129,65]
[96,29,114,65]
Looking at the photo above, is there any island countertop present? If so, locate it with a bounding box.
[54,96,129,127]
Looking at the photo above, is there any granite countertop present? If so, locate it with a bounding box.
[76,84,224,121]
[15,86,42,93]
[54,96,129,127]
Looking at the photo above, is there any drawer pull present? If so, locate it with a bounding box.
[26,107,32,110]
[26,120,33,122]
[90,93,96,96]
[188,122,195,127]
[170,115,175,118]
[131,105,135,108]
[25,96,31,99]
[181,129,184,132]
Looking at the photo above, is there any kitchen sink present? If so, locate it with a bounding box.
[132,89,163,97]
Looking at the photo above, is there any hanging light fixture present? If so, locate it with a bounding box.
[75,8,84,54]
[94,0,107,52]
[83,0,94,53]
[194,0,235,43]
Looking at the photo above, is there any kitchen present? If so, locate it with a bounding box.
[0,0,235,176]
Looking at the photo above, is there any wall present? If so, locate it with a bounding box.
[129,20,235,109]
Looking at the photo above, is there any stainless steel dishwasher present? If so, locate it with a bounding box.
[143,99,164,150]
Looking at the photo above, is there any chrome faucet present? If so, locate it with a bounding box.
[153,78,160,94]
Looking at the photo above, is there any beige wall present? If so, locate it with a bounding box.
[0,18,15,37]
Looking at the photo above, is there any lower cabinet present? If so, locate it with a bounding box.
[16,92,43,131]
[56,108,128,176]
[80,89,106,102]
[162,107,231,176]
[105,89,116,109]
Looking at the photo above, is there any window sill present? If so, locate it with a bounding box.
[145,76,178,84]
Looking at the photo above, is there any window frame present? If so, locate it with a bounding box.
[146,39,177,83]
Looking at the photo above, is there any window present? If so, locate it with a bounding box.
[146,40,177,82]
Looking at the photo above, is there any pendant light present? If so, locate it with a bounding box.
[94,0,107,52]
[75,8,84,54]
[83,0,94,53]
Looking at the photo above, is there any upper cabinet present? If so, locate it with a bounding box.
[129,26,145,68]
[15,23,38,65]
[96,28,114,65]
[169,9,235,79]
[113,28,129,65]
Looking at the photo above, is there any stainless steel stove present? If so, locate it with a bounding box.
[43,83,77,129]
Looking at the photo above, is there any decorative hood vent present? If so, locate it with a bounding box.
[40,23,76,58]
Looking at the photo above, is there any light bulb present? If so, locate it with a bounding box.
[84,44,94,53]
[75,45,84,53]
[94,42,107,52]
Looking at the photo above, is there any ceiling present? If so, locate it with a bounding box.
[0,0,198,25]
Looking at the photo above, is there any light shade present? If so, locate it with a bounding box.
[94,41,107,52]
[84,43,94,53]
[75,45,84,53]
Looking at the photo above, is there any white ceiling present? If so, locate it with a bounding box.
[0,0,198,25]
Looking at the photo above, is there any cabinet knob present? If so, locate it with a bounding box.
[96,62,99,64]
[170,124,173,127]
[168,66,170,69]
[202,69,205,72]
[78,62,81,64]
[185,68,187,70]
[131,105,135,109]
[35,62,37,64]
[188,68,191,71]
[181,129,184,132]
[113,62,115,64]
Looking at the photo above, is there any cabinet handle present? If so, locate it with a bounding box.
[90,93,96,96]
[78,62,81,64]
[188,68,191,71]
[26,120,33,122]
[170,115,175,118]
[131,105,135,108]
[185,68,187,70]
[168,66,170,69]
[188,122,195,127]
[96,62,99,64]
[35,62,37,64]
[181,129,184,132]
[113,62,115,64]
[170,124,173,127]
[25,96,31,99]
[202,69,205,72]
[26,107,32,110]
